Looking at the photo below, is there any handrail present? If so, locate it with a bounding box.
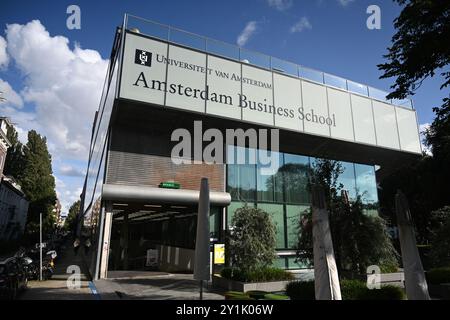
[123,13,414,110]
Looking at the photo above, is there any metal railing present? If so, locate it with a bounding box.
[124,14,414,109]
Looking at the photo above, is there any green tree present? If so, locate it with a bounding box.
[378,0,450,106]
[378,1,450,245]
[4,125,25,180]
[21,130,57,238]
[64,200,81,233]
[227,206,277,272]
[428,206,450,267]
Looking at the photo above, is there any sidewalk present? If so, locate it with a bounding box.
[94,272,225,300]
[19,239,95,300]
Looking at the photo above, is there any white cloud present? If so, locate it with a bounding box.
[59,164,85,177]
[4,20,108,160]
[1,20,108,215]
[419,123,432,155]
[237,21,258,46]
[338,0,355,7]
[0,78,23,108]
[267,0,293,11]
[290,17,312,33]
[0,36,8,69]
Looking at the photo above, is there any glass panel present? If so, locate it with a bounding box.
[169,29,206,51]
[272,257,287,269]
[209,207,221,240]
[391,98,413,109]
[257,203,285,249]
[286,205,310,249]
[355,164,379,216]
[256,151,283,203]
[282,154,310,204]
[336,161,357,200]
[347,80,369,96]
[324,73,347,90]
[127,16,169,40]
[287,256,309,269]
[240,49,271,69]
[299,67,324,84]
[227,201,255,227]
[368,87,390,103]
[227,146,256,202]
[271,57,298,77]
[207,39,239,60]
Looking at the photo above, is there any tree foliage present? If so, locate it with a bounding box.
[19,130,57,237]
[378,0,450,101]
[4,125,25,180]
[378,1,450,246]
[227,205,277,272]
[428,206,450,267]
[64,200,81,233]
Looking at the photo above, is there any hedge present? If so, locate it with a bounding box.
[220,267,294,283]
[285,279,406,300]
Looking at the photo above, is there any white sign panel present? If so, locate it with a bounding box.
[119,32,421,155]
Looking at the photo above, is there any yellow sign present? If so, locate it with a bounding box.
[214,244,225,264]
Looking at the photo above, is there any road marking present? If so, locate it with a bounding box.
[88,281,101,300]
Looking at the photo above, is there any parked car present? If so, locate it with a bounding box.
[0,257,28,300]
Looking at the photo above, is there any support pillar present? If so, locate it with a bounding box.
[99,201,113,279]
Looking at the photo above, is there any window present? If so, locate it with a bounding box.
[257,203,285,249]
[286,205,309,249]
[283,154,310,204]
[256,151,283,203]
[336,161,357,200]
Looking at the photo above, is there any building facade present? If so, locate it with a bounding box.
[81,15,422,279]
[0,176,29,241]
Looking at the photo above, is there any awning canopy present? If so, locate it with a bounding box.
[102,184,231,206]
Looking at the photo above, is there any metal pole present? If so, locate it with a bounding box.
[200,280,203,300]
[39,212,43,281]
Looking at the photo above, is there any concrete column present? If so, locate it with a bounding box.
[99,201,113,279]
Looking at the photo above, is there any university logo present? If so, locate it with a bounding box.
[135,49,152,67]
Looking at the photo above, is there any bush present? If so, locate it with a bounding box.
[360,285,406,300]
[285,279,405,300]
[340,279,367,300]
[285,281,315,300]
[227,206,276,271]
[429,206,450,267]
[341,279,405,300]
[224,291,254,300]
[426,267,450,285]
[380,262,399,274]
[220,267,294,283]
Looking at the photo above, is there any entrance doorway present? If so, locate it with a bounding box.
[107,203,222,272]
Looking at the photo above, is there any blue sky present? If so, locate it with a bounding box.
[0,0,447,214]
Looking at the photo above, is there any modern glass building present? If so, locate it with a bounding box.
[80,14,422,279]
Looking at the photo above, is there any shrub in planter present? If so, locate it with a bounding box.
[285,279,405,300]
[360,285,406,300]
[426,267,450,285]
[285,281,315,300]
[340,279,367,300]
[341,279,405,300]
[263,293,290,300]
[220,267,294,283]
[224,291,254,300]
